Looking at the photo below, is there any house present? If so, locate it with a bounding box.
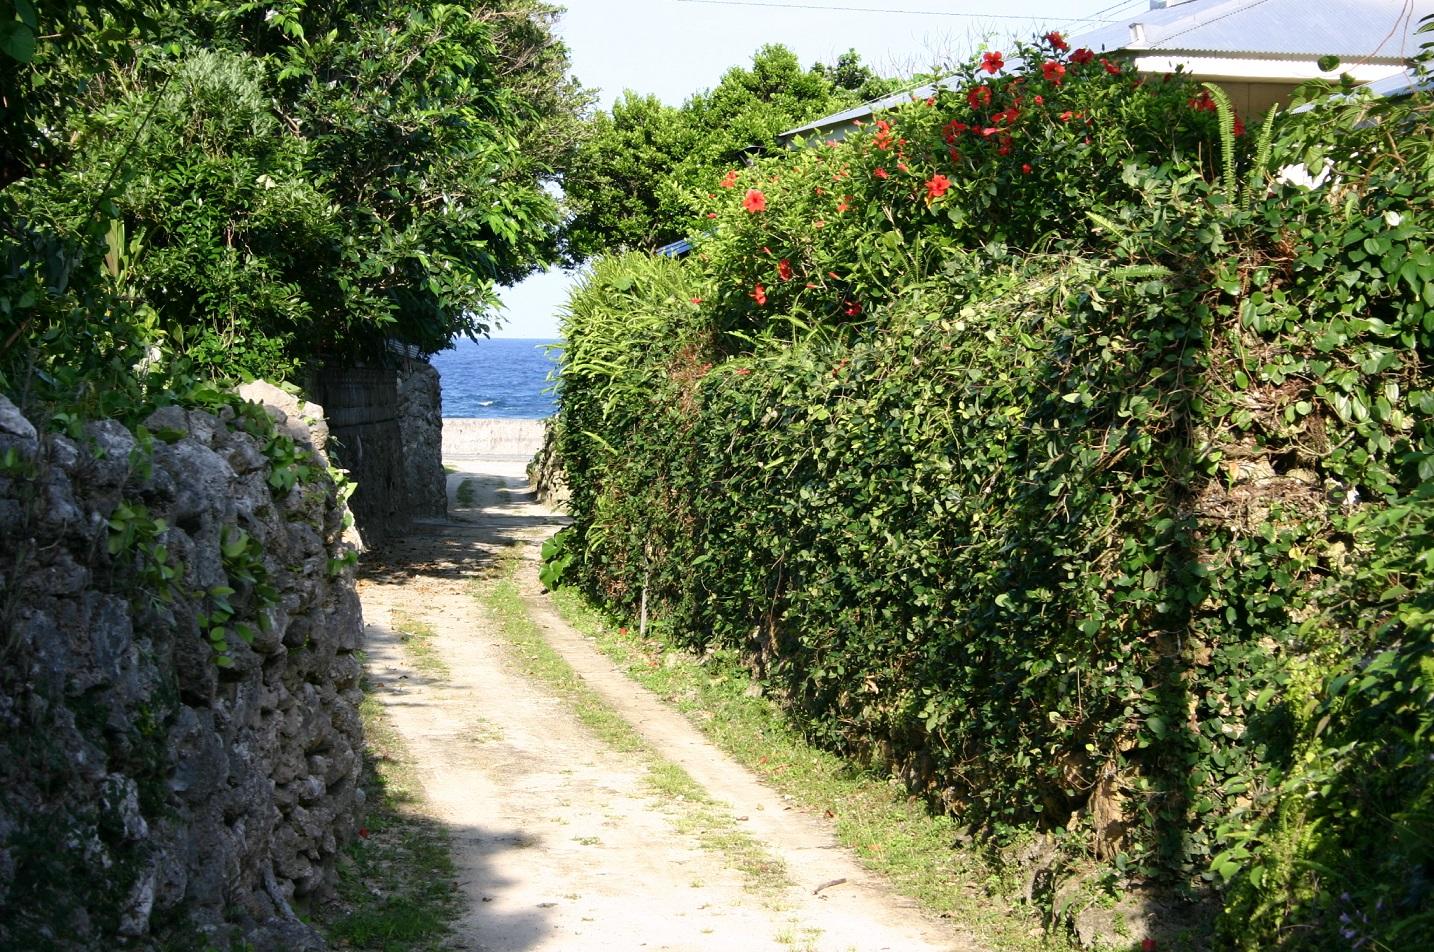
[779,0,1434,145]
[1067,0,1432,117]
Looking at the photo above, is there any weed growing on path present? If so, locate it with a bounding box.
[319,687,461,950]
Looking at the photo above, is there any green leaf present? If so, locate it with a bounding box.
[0,21,36,62]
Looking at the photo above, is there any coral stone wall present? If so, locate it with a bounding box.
[0,385,363,951]
[397,358,447,518]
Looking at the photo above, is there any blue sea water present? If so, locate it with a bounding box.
[431,337,561,419]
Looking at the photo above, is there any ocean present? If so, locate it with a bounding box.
[431,338,561,419]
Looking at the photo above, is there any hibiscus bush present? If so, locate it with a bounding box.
[556,29,1434,950]
[684,34,1223,341]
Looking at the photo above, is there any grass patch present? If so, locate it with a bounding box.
[391,612,448,679]
[318,686,460,950]
[479,560,792,903]
[549,586,1074,952]
[454,478,477,508]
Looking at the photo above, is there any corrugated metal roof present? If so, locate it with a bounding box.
[781,0,1431,143]
[781,81,946,140]
[1069,0,1434,60]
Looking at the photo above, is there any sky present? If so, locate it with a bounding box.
[489,0,1149,339]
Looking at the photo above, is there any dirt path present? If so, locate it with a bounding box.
[357,450,980,952]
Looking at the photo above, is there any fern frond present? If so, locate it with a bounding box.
[1202,82,1238,203]
[1244,105,1280,211]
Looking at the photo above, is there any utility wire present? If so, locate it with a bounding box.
[674,0,1117,22]
[1057,0,1149,35]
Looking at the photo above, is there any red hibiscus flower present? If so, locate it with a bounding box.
[743,189,766,213]
[997,136,1013,156]
[844,300,863,316]
[873,119,894,150]
[1042,61,1066,84]
[925,95,936,106]
[1071,48,1095,65]
[1021,163,1033,174]
[750,283,767,305]
[967,85,993,110]
[1045,31,1069,51]
[706,212,717,219]
[1033,94,1044,105]
[719,169,739,189]
[874,167,889,179]
[690,297,703,304]
[981,51,1004,74]
[837,197,850,213]
[777,259,794,281]
[925,174,951,200]
[1101,57,1121,75]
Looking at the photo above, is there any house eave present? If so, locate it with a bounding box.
[1129,51,1408,84]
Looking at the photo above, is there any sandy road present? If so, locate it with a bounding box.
[356,436,980,952]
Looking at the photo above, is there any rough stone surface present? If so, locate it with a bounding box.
[0,389,363,950]
[527,418,569,508]
[306,359,445,542]
[396,359,446,518]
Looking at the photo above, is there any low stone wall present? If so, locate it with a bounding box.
[0,385,363,951]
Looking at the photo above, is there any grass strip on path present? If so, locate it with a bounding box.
[320,685,462,951]
[478,558,795,907]
[390,612,449,679]
[454,478,477,508]
[548,587,1075,952]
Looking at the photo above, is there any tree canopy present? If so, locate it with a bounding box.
[559,44,894,263]
[1,0,589,402]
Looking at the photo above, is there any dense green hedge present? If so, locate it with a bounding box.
[553,33,1434,948]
